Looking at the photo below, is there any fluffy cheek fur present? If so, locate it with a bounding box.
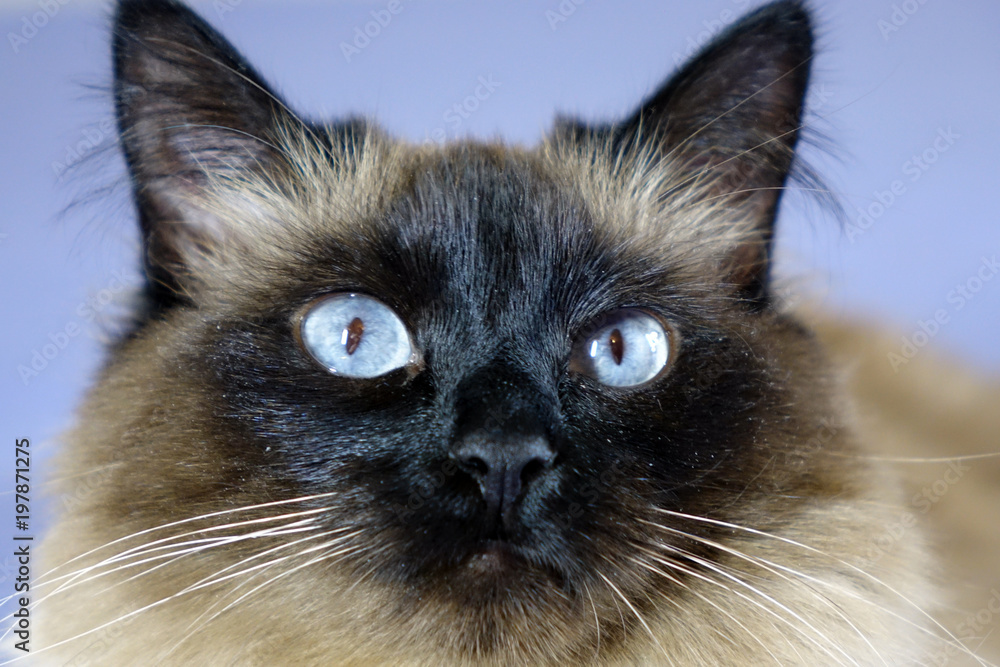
[39,425,934,666]
[37,231,935,666]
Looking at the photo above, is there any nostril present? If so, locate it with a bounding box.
[515,438,556,486]
[452,440,555,481]
[519,456,548,488]
[452,442,493,480]
[450,436,557,521]
[460,454,489,479]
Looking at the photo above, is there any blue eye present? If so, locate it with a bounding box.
[299,294,416,378]
[571,310,672,387]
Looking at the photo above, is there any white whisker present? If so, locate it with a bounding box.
[635,544,853,667]
[595,563,673,664]
[23,529,361,662]
[635,551,791,664]
[41,516,323,596]
[652,508,991,665]
[162,541,366,654]
[35,493,340,584]
[639,517,886,664]
[582,581,602,661]
[157,530,361,662]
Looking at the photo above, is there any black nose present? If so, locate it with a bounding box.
[451,434,556,527]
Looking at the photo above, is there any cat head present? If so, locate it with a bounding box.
[85,0,852,659]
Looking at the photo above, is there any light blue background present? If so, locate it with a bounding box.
[0,0,998,653]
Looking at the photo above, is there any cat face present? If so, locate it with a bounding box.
[38,1,935,663]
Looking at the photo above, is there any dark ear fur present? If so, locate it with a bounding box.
[563,1,813,308]
[113,0,292,309]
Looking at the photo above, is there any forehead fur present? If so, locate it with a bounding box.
[187,121,759,305]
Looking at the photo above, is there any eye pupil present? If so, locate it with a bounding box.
[609,328,624,365]
[301,294,414,378]
[570,309,672,387]
[344,317,364,355]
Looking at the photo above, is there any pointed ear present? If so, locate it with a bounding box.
[595,2,812,308]
[113,0,294,305]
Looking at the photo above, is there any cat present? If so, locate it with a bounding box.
[34,0,977,664]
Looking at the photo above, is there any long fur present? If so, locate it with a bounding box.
[32,1,988,665]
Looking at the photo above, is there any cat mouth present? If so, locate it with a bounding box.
[455,539,570,592]
[464,540,526,575]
